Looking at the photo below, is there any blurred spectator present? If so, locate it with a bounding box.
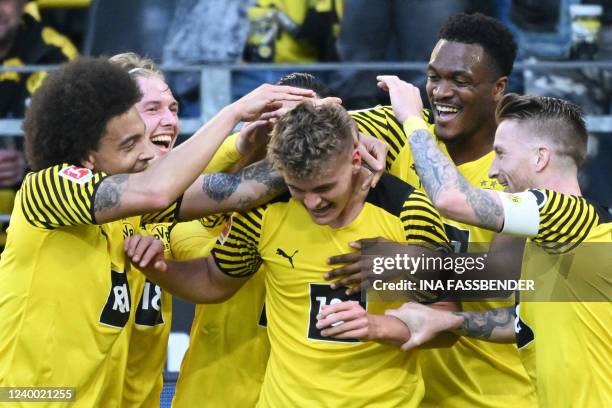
[333,0,469,109]
[0,0,77,250]
[163,0,340,115]
[0,0,77,118]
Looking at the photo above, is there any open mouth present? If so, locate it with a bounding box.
[434,103,462,123]
[150,134,173,150]
[310,203,333,215]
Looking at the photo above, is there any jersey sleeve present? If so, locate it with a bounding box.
[400,190,450,251]
[349,106,431,171]
[210,206,267,277]
[19,164,106,229]
[140,197,182,226]
[203,133,242,173]
[499,189,597,253]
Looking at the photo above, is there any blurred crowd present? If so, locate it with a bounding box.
[1,0,612,249]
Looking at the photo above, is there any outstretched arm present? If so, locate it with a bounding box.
[178,159,286,221]
[124,235,248,303]
[386,303,516,351]
[376,76,504,232]
[94,84,314,224]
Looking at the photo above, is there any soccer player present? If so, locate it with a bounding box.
[0,57,313,406]
[171,73,342,408]
[381,79,612,407]
[125,102,450,407]
[108,52,268,407]
[330,13,536,407]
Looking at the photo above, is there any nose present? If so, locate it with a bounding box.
[433,79,453,99]
[303,193,322,209]
[160,107,178,128]
[488,156,499,180]
[140,139,158,161]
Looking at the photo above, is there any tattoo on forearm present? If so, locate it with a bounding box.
[409,130,503,230]
[201,173,240,202]
[201,159,286,209]
[94,174,129,213]
[453,307,515,339]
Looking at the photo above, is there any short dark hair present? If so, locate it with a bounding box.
[23,57,142,170]
[269,102,355,179]
[277,72,331,98]
[496,93,588,167]
[439,13,517,78]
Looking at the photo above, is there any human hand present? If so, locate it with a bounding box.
[316,300,375,340]
[376,75,423,123]
[356,132,387,188]
[231,83,315,122]
[124,234,168,273]
[0,149,26,187]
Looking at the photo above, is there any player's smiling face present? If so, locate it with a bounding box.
[284,149,360,227]
[134,75,179,158]
[83,106,155,174]
[489,120,536,192]
[426,40,501,142]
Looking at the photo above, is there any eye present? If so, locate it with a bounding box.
[427,74,439,81]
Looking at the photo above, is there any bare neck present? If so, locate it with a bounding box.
[539,171,582,196]
[443,121,496,166]
[328,173,369,229]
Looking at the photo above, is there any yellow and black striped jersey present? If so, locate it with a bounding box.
[211,173,448,407]
[170,219,269,408]
[351,106,536,407]
[0,164,178,407]
[501,189,612,407]
[121,222,173,408]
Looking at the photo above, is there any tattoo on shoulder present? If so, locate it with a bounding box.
[453,307,515,339]
[94,174,129,213]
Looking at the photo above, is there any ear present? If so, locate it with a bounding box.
[534,146,550,172]
[492,76,508,103]
[80,152,96,170]
[352,148,362,169]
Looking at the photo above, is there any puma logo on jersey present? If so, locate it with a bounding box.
[276,248,298,268]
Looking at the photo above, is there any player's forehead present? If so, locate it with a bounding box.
[103,106,145,143]
[135,75,177,105]
[428,40,486,75]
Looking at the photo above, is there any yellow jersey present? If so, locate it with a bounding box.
[170,218,270,408]
[351,106,537,407]
[120,131,243,407]
[0,164,178,407]
[504,189,612,407]
[212,173,449,407]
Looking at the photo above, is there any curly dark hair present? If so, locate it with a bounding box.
[23,57,142,170]
[276,72,332,98]
[439,13,517,78]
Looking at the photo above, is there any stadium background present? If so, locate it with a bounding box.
[1,0,611,406]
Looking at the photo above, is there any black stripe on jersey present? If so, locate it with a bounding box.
[241,210,263,227]
[49,168,88,225]
[538,194,580,241]
[401,204,440,221]
[540,190,564,227]
[406,234,441,247]
[43,167,81,225]
[365,172,416,217]
[352,114,398,167]
[233,215,260,238]
[21,175,53,229]
[406,224,448,243]
[29,171,58,228]
[68,175,93,222]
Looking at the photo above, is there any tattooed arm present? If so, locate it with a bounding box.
[93,84,313,224]
[177,159,287,221]
[376,75,504,232]
[385,303,516,351]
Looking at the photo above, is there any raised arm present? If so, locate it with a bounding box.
[124,235,248,303]
[376,76,504,232]
[178,159,286,221]
[94,84,314,224]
